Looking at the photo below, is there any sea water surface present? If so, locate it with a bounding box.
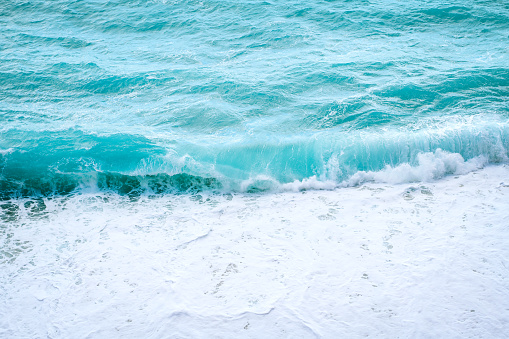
[1,0,509,337]
[1,0,508,196]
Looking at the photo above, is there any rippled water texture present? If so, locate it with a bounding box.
[1,0,508,197]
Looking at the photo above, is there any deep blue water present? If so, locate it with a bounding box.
[1,0,509,198]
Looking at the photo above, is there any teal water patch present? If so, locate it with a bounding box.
[0,171,221,200]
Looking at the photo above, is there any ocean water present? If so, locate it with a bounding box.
[1,0,508,196]
[1,1,509,337]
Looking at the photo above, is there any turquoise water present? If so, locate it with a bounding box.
[1,0,509,198]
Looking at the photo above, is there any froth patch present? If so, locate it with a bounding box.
[343,149,488,186]
[1,165,509,337]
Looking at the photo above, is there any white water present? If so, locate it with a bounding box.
[1,165,509,338]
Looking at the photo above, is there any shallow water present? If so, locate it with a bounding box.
[1,166,509,337]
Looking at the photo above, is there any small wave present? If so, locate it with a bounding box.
[0,148,495,199]
[1,116,508,198]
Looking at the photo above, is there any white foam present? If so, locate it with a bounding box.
[0,148,14,156]
[342,149,488,186]
[272,149,490,192]
[1,165,509,337]
[281,175,337,191]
